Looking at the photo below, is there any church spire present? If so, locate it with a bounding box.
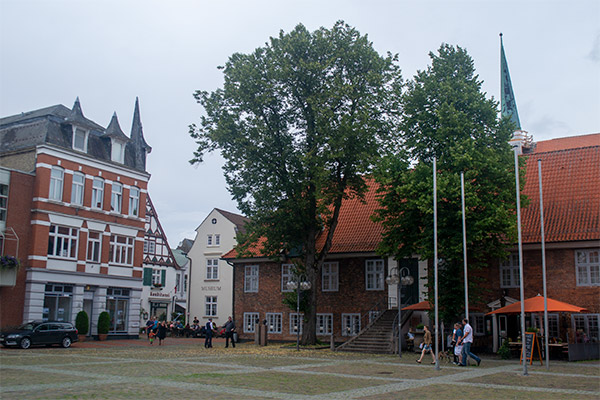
[500,33,521,130]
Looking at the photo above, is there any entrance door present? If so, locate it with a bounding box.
[398,258,419,306]
[83,299,93,336]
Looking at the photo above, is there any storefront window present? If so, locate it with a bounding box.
[106,288,129,333]
[43,284,73,322]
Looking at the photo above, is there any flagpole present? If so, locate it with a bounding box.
[433,157,440,370]
[461,172,469,320]
[538,159,549,370]
[514,149,528,376]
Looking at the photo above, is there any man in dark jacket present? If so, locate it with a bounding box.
[204,318,214,348]
[223,316,236,348]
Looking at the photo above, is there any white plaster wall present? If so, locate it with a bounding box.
[187,209,239,327]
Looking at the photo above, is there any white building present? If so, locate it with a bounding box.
[187,208,247,327]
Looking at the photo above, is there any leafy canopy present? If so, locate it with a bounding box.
[374,44,520,323]
[190,21,402,260]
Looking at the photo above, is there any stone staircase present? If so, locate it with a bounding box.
[336,309,397,354]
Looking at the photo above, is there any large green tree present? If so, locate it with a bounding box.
[374,44,521,324]
[190,21,402,344]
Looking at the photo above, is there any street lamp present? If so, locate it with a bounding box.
[386,266,414,358]
[286,275,311,351]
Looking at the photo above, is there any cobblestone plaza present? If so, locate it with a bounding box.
[1,338,599,399]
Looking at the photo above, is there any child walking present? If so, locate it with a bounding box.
[149,330,156,345]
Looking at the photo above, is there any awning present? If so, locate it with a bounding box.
[486,295,589,315]
[402,300,430,311]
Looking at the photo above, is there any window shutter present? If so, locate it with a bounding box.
[143,267,152,286]
[161,269,166,286]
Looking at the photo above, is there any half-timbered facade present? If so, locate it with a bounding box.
[141,195,181,320]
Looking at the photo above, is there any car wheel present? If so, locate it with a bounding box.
[20,337,31,349]
[61,336,72,348]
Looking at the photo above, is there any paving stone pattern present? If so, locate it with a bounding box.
[0,338,598,399]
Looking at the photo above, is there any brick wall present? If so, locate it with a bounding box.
[473,246,599,313]
[0,170,34,328]
[233,256,388,342]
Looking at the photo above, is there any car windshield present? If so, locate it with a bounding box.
[17,322,38,330]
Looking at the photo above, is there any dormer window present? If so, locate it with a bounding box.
[111,139,126,163]
[73,127,88,152]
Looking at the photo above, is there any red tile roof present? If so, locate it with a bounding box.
[533,133,599,153]
[521,143,600,243]
[224,134,600,260]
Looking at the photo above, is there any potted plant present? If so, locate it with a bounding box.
[0,255,20,287]
[415,323,425,332]
[97,311,110,340]
[75,310,89,341]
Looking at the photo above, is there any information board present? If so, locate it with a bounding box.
[520,332,543,365]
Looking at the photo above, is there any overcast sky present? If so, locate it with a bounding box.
[1,0,598,247]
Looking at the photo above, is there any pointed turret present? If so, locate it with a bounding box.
[130,97,152,170]
[500,33,521,130]
[65,97,97,130]
[103,112,130,141]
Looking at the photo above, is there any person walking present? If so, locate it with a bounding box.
[204,318,214,348]
[416,325,436,364]
[459,318,481,366]
[452,322,463,365]
[223,316,236,348]
[157,321,167,346]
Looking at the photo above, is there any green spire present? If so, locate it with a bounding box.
[500,33,521,130]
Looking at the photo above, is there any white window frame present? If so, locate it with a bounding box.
[342,313,361,336]
[471,313,485,336]
[49,166,64,201]
[0,183,7,223]
[92,178,104,209]
[111,139,125,163]
[215,234,220,245]
[281,264,294,292]
[143,240,156,254]
[290,313,304,335]
[205,296,217,317]
[48,225,78,259]
[316,313,333,336]
[86,231,102,263]
[152,269,162,285]
[322,262,339,292]
[73,127,88,152]
[500,253,520,288]
[572,314,600,342]
[206,258,219,280]
[128,187,140,217]
[244,312,259,333]
[244,265,259,293]
[70,172,85,206]
[207,234,213,246]
[365,259,385,291]
[109,234,134,266]
[266,313,282,334]
[575,249,600,286]
[111,182,123,213]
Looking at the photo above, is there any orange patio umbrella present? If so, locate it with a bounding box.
[402,300,430,311]
[486,295,589,315]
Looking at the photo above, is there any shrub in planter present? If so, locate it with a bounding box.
[97,311,110,336]
[75,310,89,336]
[497,338,511,359]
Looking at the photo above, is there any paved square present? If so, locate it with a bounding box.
[1,337,598,399]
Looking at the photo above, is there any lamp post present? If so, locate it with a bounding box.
[287,275,311,351]
[386,266,414,357]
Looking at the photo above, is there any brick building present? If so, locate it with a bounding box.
[0,98,152,338]
[224,133,599,349]
[224,180,428,343]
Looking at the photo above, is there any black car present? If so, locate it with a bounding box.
[0,321,78,349]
